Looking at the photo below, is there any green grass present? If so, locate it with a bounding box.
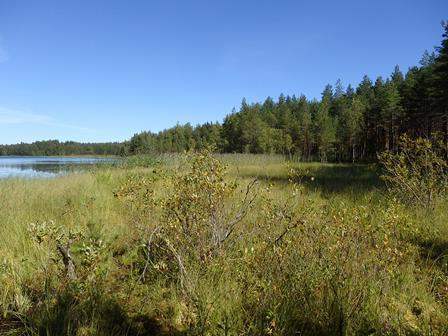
[0,154,447,335]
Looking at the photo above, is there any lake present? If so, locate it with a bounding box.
[0,157,113,179]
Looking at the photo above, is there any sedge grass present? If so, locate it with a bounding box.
[0,156,447,335]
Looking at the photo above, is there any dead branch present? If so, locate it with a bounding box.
[56,239,77,281]
[219,178,258,247]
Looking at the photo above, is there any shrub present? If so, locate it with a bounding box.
[115,148,259,332]
[379,134,448,208]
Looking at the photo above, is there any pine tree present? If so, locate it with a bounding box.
[315,87,336,162]
[431,22,448,154]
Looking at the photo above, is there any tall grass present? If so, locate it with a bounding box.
[0,154,447,335]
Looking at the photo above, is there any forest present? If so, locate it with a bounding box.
[126,24,448,161]
[0,140,123,156]
[1,23,447,162]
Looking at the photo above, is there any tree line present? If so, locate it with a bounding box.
[126,23,448,162]
[0,140,123,156]
[2,23,447,162]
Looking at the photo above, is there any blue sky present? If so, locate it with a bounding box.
[0,0,447,144]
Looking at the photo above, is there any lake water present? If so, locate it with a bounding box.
[0,157,112,179]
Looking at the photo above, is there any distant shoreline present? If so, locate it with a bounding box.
[0,154,120,158]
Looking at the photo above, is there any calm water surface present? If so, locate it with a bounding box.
[0,157,112,179]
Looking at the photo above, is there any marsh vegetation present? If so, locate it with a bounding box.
[0,146,447,335]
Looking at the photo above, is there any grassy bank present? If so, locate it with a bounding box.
[0,153,447,335]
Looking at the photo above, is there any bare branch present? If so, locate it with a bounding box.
[56,240,77,281]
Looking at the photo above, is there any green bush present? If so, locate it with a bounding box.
[379,135,448,208]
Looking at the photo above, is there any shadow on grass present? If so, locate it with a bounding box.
[414,237,448,305]
[240,164,383,196]
[416,238,448,268]
[30,289,184,336]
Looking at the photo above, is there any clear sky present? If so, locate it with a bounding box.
[0,0,447,144]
